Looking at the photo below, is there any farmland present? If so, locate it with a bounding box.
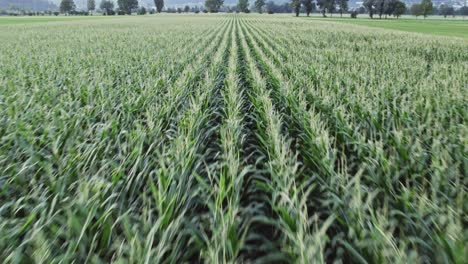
[0,15,112,24]
[0,14,467,263]
[306,16,468,38]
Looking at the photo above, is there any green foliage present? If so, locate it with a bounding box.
[60,0,75,14]
[255,0,266,13]
[374,0,385,18]
[291,0,301,16]
[205,0,224,12]
[439,4,454,18]
[317,0,336,17]
[393,0,405,18]
[314,17,468,38]
[302,0,315,16]
[363,0,375,18]
[100,0,114,15]
[87,0,95,12]
[117,0,138,15]
[337,0,348,16]
[137,6,147,15]
[420,0,433,18]
[459,6,468,16]
[363,0,405,19]
[238,0,249,13]
[0,14,466,263]
[411,3,423,17]
[154,0,164,13]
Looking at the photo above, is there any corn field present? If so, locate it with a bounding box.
[0,15,467,263]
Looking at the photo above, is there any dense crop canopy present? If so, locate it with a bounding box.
[0,14,467,263]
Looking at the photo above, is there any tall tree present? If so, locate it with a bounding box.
[154,0,164,13]
[459,6,468,17]
[374,0,384,18]
[410,3,422,17]
[87,0,95,12]
[329,0,336,16]
[420,0,432,18]
[317,0,335,17]
[60,0,75,14]
[301,0,315,16]
[100,0,114,15]
[383,0,395,18]
[393,0,405,18]
[363,0,375,18]
[205,0,224,12]
[238,0,249,12]
[291,0,301,16]
[255,0,265,13]
[439,4,454,18]
[137,6,147,14]
[337,0,348,17]
[118,0,138,15]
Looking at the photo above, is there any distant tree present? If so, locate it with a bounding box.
[374,0,385,18]
[118,0,138,15]
[265,1,292,13]
[255,0,266,13]
[410,4,422,17]
[317,0,325,17]
[177,7,182,13]
[337,0,348,17]
[317,0,336,17]
[439,4,454,18]
[60,0,75,14]
[459,6,468,17]
[291,0,301,16]
[329,0,336,16]
[266,0,276,13]
[138,6,147,14]
[154,0,164,13]
[383,0,395,18]
[302,0,315,16]
[238,0,249,12]
[363,0,375,18]
[393,0,405,18]
[184,5,190,12]
[205,0,224,12]
[87,0,95,12]
[420,0,432,18]
[100,0,114,15]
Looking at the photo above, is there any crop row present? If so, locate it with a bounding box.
[0,15,466,263]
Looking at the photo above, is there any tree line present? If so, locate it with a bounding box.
[362,0,407,19]
[232,0,406,18]
[53,0,468,19]
[59,0,165,15]
[407,0,468,18]
[57,0,286,15]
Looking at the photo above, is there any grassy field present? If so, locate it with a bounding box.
[306,15,468,38]
[0,14,467,263]
[0,16,113,24]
